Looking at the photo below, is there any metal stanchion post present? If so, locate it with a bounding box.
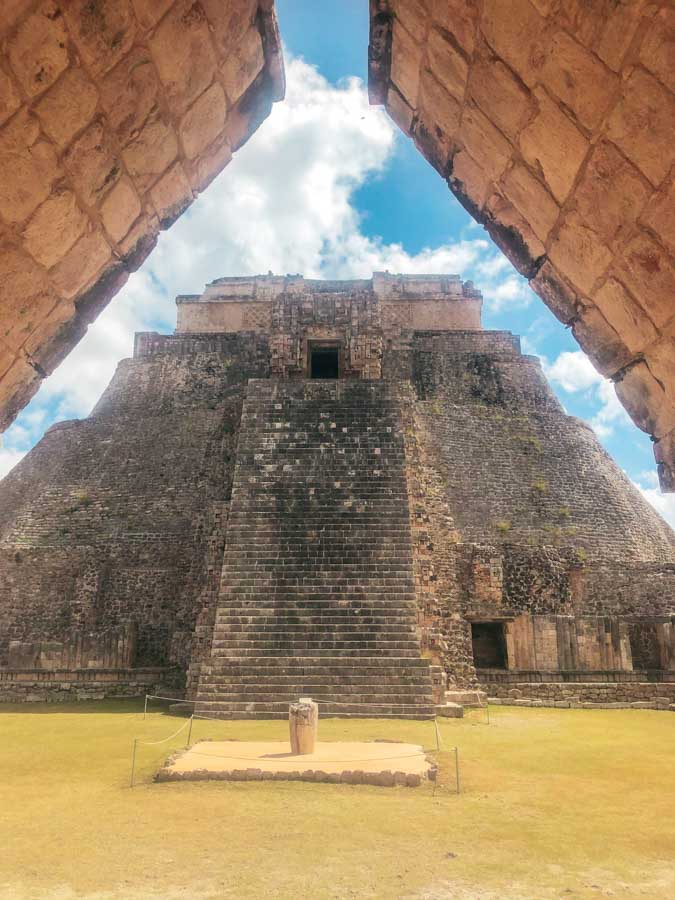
[187,715,193,747]
[434,718,441,751]
[130,739,138,788]
[454,747,460,795]
[143,695,148,720]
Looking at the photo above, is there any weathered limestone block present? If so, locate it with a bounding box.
[426,27,468,102]
[414,71,460,171]
[639,7,674,93]
[7,1,69,98]
[573,142,651,251]
[480,0,546,88]
[22,190,89,269]
[548,213,613,296]
[0,0,285,433]
[99,49,161,146]
[220,25,264,106]
[0,110,59,225]
[179,84,227,160]
[149,163,193,228]
[458,105,512,184]
[34,68,99,148]
[121,112,179,192]
[641,176,674,258]
[500,162,559,243]
[591,279,658,356]
[614,234,675,331]
[391,18,423,107]
[519,88,588,205]
[606,68,673,187]
[62,1,136,77]
[541,30,617,131]
[100,179,143,244]
[368,0,675,488]
[616,360,674,439]
[468,55,533,142]
[50,231,114,300]
[0,242,60,350]
[0,67,21,127]
[150,1,217,113]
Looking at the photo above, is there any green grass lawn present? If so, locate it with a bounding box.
[1,702,673,899]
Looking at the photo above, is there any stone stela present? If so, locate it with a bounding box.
[0,273,673,714]
[289,698,318,754]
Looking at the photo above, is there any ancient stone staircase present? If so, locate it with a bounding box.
[195,379,435,719]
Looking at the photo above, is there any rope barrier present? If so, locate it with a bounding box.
[130,717,193,788]
[135,718,191,746]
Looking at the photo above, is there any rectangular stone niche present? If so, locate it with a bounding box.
[471,622,508,669]
[309,342,342,379]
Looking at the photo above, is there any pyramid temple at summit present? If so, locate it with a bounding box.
[0,273,673,715]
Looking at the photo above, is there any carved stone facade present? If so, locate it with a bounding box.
[0,273,672,708]
[0,0,284,432]
[369,0,675,491]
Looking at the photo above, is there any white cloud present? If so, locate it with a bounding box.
[546,350,603,393]
[0,448,27,479]
[544,349,633,440]
[632,478,675,528]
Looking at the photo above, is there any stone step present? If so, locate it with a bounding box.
[198,693,434,706]
[219,585,416,592]
[193,701,435,720]
[202,656,431,672]
[213,625,418,635]
[208,639,422,651]
[199,673,431,686]
[195,380,431,720]
[196,683,433,699]
[213,600,420,612]
[207,647,424,658]
[212,624,417,635]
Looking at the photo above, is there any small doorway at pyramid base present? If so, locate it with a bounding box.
[471,621,508,669]
[309,342,342,379]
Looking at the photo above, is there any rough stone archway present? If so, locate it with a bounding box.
[0,0,283,430]
[368,0,674,489]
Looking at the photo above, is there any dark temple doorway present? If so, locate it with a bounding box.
[310,345,340,379]
[471,622,507,669]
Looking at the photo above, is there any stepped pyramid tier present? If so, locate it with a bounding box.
[195,379,435,718]
[0,273,673,711]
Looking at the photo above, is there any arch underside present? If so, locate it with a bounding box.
[369,0,674,490]
[0,0,283,431]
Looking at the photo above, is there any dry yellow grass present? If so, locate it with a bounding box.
[0,702,674,899]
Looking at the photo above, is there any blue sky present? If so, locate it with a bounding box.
[0,2,671,524]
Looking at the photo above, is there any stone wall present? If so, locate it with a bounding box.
[369,0,675,490]
[488,681,675,710]
[387,328,674,688]
[0,666,174,702]
[176,272,483,338]
[0,0,283,432]
[0,331,270,684]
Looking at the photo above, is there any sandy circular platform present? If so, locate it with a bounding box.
[156,740,435,787]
